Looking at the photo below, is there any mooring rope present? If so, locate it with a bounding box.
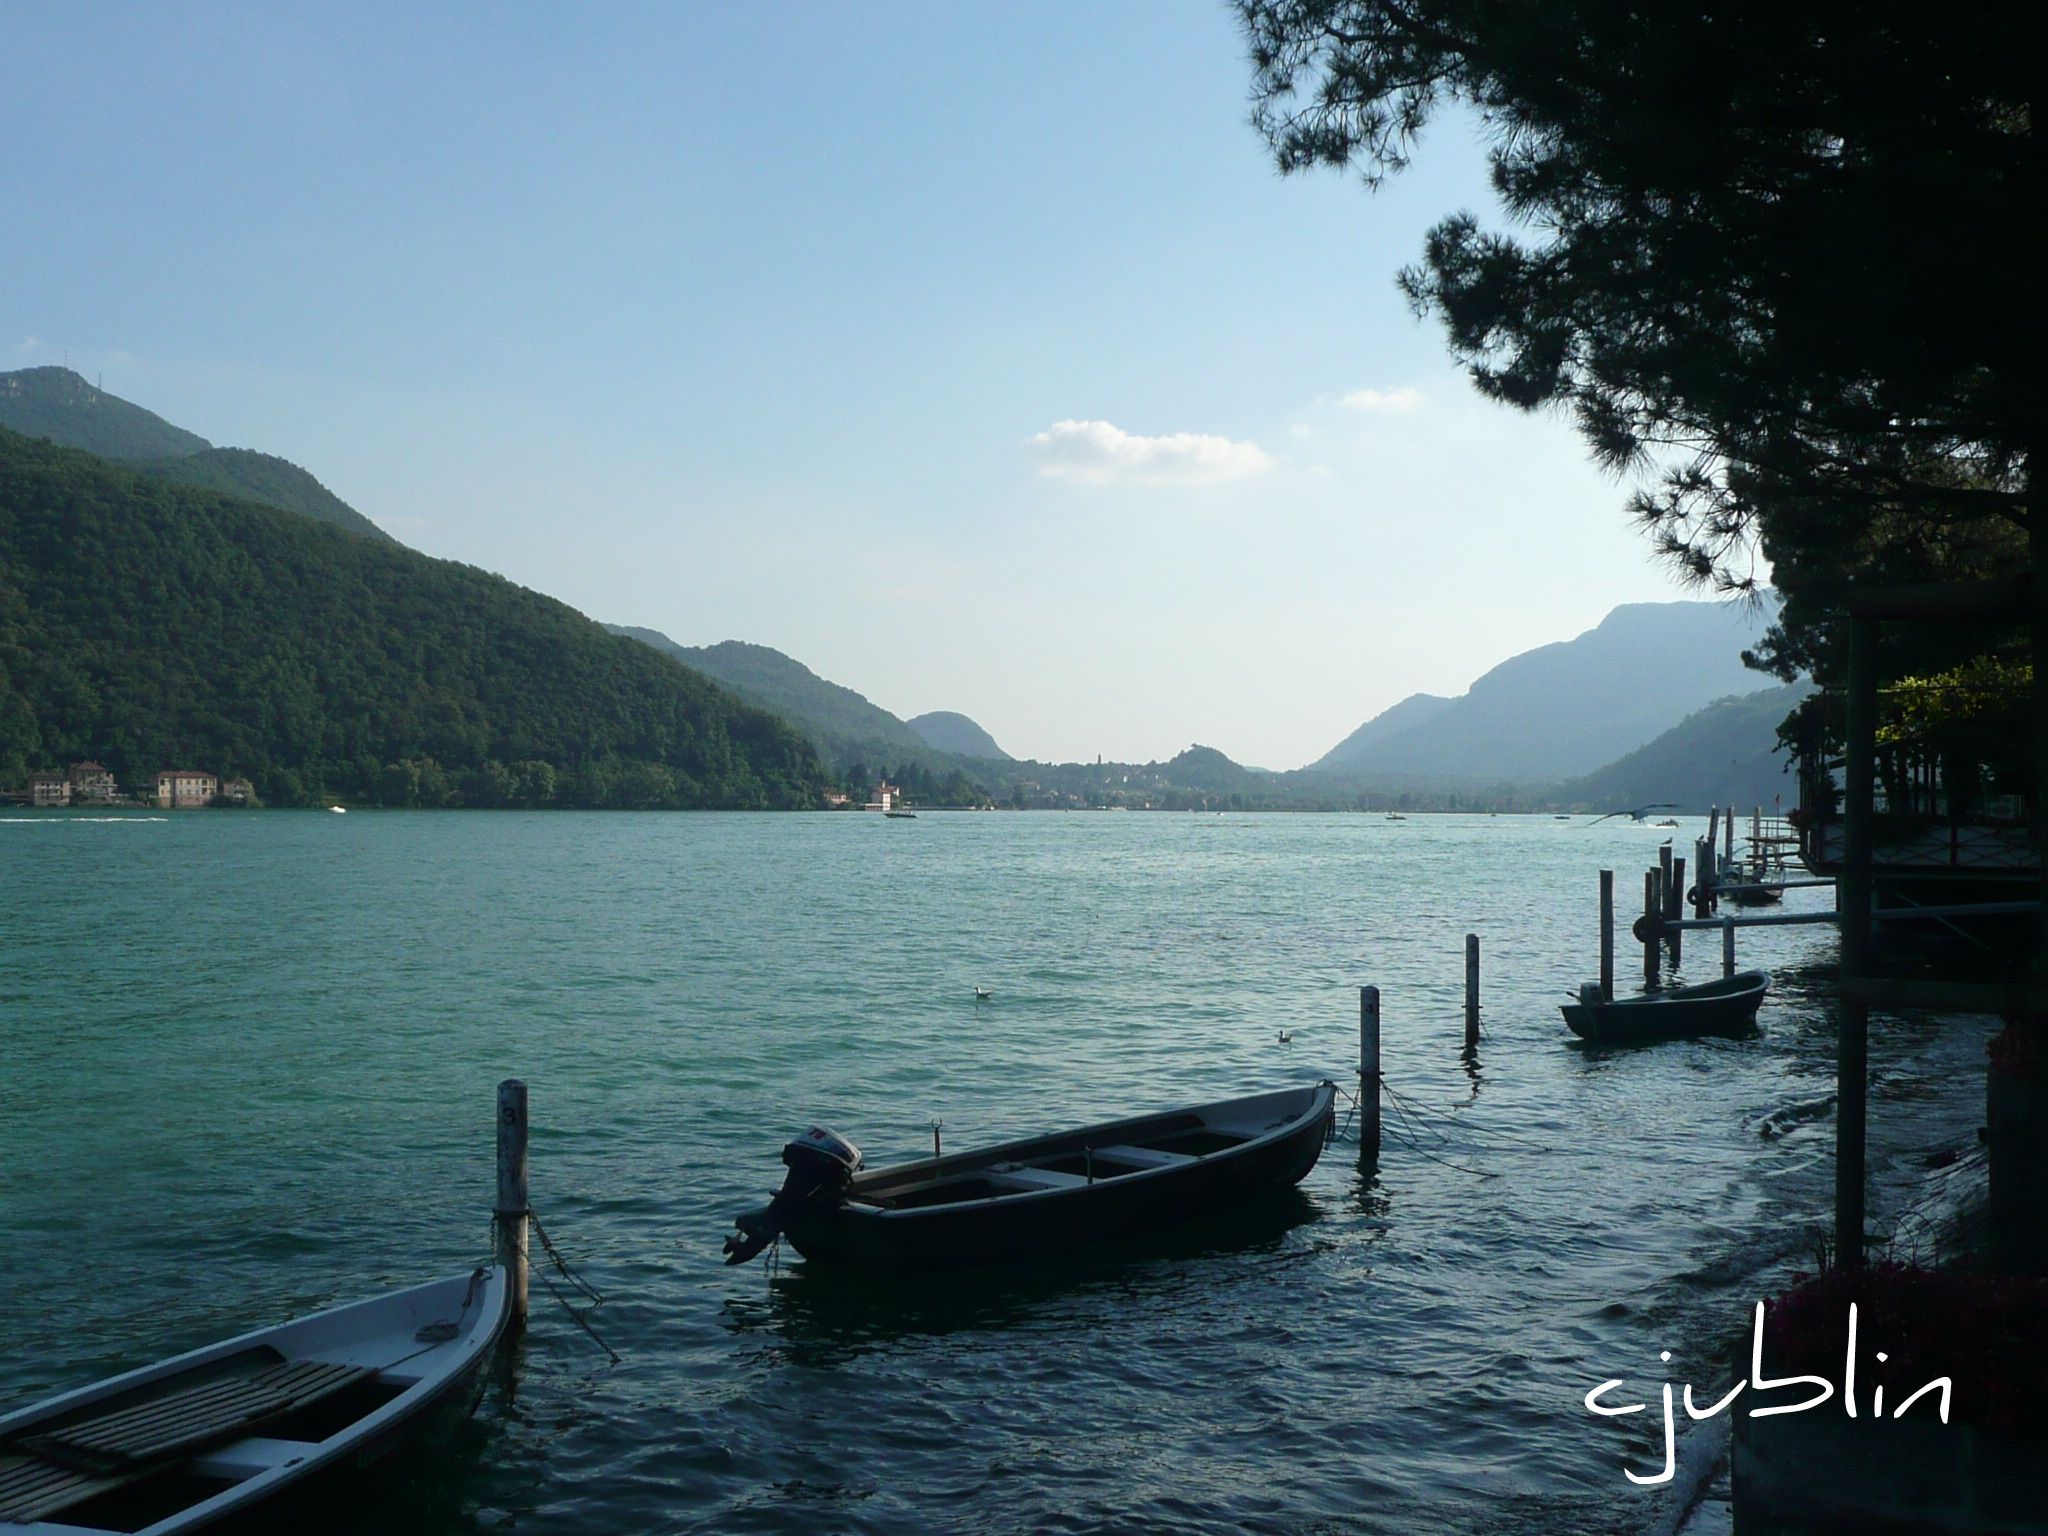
[494,1206,621,1363]
[1380,1079,1556,1152]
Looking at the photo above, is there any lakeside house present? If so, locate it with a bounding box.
[7,761,253,808]
[69,760,117,801]
[155,769,220,809]
[863,781,901,812]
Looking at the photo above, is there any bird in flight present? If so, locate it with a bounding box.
[1584,804,1680,825]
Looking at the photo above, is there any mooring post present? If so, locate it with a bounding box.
[1706,807,1721,897]
[1463,934,1480,1049]
[1725,810,1736,867]
[1692,838,1712,919]
[1722,914,1736,979]
[496,1078,530,1324]
[1643,870,1660,988]
[1598,869,1615,1002]
[1359,985,1382,1161]
[1668,856,1686,967]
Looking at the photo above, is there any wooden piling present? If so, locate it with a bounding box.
[1643,870,1660,988]
[1598,869,1615,1002]
[496,1079,530,1324]
[1658,843,1674,917]
[1668,856,1686,967]
[1706,806,1721,897]
[1724,810,1736,866]
[1692,838,1712,919]
[1722,914,1736,978]
[1359,985,1381,1161]
[1463,934,1480,1049]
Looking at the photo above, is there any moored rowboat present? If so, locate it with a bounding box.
[724,1082,1338,1269]
[1560,970,1771,1044]
[0,1267,509,1534]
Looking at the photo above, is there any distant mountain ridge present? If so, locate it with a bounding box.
[1555,683,1811,813]
[0,366,394,544]
[906,710,1010,760]
[1313,600,1777,782]
[606,629,946,773]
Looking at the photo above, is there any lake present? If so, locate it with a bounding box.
[0,810,1992,1533]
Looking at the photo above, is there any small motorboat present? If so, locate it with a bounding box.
[723,1082,1337,1269]
[883,810,917,819]
[0,1267,509,1534]
[1560,970,1771,1044]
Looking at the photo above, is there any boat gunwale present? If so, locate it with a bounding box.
[0,1267,510,1535]
[841,1083,1336,1223]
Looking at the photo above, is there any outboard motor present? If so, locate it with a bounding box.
[723,1126,862,1265]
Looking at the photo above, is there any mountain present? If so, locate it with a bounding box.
[1312,692,1455,773]
[1555,683,1812,814]
[1312,600,1777,782]
[0,427,827,808]
[605,629,947,772]
[906,710,1010,760]
[134,449,390,543]
[1,365,210,458]
[0,367,395,544]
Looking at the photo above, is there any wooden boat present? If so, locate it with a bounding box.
[1560,970,1771,1044]
[0,1267,509,1535]
[723,1082,1338,1269]
[1726,882,1785,907]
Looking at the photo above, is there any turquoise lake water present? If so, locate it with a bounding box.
[0,810,1994,1533]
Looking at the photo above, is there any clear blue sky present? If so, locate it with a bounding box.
[4,3,1714,769]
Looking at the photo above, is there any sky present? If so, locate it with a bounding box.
[3,3,1720,770]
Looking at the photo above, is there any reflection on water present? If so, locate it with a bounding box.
[725,1191,1325,1369]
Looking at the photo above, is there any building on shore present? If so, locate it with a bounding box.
[220,777,255,806]
[863,781,901,812]
[155,769,220,809]
[68,761,118,802]
[29,773,71,807]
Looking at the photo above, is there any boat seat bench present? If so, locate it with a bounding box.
[1091,1144,1197,1170]
[987,1167,1092,1192]
[0,1358,373,1523]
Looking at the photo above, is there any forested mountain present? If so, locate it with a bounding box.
[134,448,390,543]
[1553,684,1812,814]
[0,367,395,544]
[0,428,827,807]
[0,366,209,459]
[607,629,937,769]
[1313,601,1776,780]
[906,710,1010,760]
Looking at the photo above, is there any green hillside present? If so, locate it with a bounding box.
[0,367,395,543]
[0,428,827,807]
[906,710,1010,760]
[1555,684,1811,813]
[608,629,937,769]
[136,448,394,543]
[0,366,209,459]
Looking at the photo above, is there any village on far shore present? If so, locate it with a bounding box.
[7,761,256,809]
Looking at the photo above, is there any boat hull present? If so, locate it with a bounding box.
[0,1267,509,1535]
[776,1084,1336,1269]
[1561,971,1771,1044]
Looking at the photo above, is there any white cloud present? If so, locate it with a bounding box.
[1026,419,1271,485]
[1339,386,1423,413]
